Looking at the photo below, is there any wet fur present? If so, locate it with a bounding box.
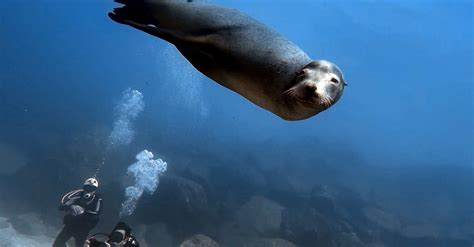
[109,0,343,120]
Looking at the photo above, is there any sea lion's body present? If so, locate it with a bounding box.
[110,0,345,120]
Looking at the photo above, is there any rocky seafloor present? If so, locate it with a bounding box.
[0,134,472,247]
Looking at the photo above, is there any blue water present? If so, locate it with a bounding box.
[0,0,472,246]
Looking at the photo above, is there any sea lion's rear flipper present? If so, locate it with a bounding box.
[109,2,181,43]
[113,0,196,4]
[109,0,210,44]
[113,0,141,5]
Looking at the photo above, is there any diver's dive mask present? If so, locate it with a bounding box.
[109,222,132,245]
[109,229,126,243]
[83,184,97,193]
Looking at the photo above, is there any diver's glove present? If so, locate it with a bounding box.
[70,205,85,216]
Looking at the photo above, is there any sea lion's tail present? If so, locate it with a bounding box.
[109,0,149,25]
[109,0,200,24]
[113,0,143,5]
[109,0,180,43]
[113,0,196,4]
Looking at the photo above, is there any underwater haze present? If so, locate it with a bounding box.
[0,0,472,246]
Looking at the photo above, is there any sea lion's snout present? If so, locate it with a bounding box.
[302,83,320,103]
[304,60,346,105]
[282,60,346,119]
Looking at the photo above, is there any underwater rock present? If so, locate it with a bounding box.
[251,238,297,247]
[0,217,10,229]
[335,231,365,247]
[263,171,303,207]
[223,237,297,247]
[136,175,209,240]
[218,217,260,246]
[446,222,474,241]
[132,224,149,247]
[307,184,382,244]
[235,196,284,234]
[0,142,28,175]
[0,217,53,247]
[144,222,174,247]
[153,175,208,216]
[366,243,390,247]
[8,212,50,236]
[280,204,370,247]
[219,234,296,247]
[308,185,340,217]
[179,234,219,247]
[310,184,369,219]
[181,162,216,202]
[280,207,333,246]
[210,163,267,206]
[1,157,78,213]
[400,224,440,238]
[363,207,402,232]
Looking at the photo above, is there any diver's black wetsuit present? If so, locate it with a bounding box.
[53,189,102,247]
[87,235,140,247]
[86,221,140,247]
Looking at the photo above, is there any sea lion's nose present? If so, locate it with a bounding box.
[305,84,317,93]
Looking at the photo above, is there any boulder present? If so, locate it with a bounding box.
[144,222,174,247]
[280,207,333,246]
[363,207,401,232]
[308,185,339,217]
[134,176,210,243]
[366,243,389,247]
[179,234,219,247]
[309,184,368,221]
[182,163,215,201]
[251,238,297,247]
[401,224,440,238]
[0,217,10,229]
[0,143,28,175]
[219,235,296,247]
[235,196,284,234]
[209,163,267,206]
[140,175,209,221]
[335,231,365,247]
[217,219,260,247]
[263,171,303,207]
[0,217,53,247]
[132,224,149,247]
[8,213,50,236]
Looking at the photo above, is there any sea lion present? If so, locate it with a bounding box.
[109,0,346,120]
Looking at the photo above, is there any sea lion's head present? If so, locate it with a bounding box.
[282,60,346,119]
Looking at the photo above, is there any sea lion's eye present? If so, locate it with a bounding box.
[330,78,339,84]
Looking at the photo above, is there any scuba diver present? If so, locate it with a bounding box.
[53,177,103,247]
[85,222,139,247]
